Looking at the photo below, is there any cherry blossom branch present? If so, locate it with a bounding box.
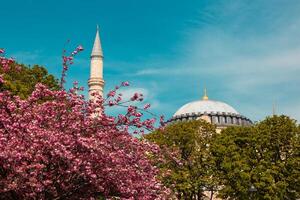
[60,43,84,89]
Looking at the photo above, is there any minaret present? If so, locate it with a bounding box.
[88,25,105,100]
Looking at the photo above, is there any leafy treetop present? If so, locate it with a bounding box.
[146,120,218,199]
[0,60,59,99]
[211,115,300,200]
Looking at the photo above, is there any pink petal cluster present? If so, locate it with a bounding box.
[0,50,170,199]
[0,84,170,199]
[121,81,130,87]
[143,103,151,110]
[0,49,15,72]
[130,93,144,101]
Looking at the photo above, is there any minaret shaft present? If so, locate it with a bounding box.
[88,26,104,100]
[90,58,103,78]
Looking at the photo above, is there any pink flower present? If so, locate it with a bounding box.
[143,103,151,110]
[107,90,116,97]
[121,81,130,86]
[135,112,143,117]
[0,74,4,84]
[108,100,115,106]
[130,93,139,101]
[76,45,84,51]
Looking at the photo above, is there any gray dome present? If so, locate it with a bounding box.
[174,99,239,117]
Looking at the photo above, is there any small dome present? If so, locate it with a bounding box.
[174,99,239,117]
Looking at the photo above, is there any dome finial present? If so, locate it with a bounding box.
[203,87,209,100]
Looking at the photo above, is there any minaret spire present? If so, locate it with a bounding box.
[91,25,103,58]
[88,26,105,100]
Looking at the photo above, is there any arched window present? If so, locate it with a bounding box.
[227,116,232,124]
[213,116,219,123]
[232,117,237,124]
[220,116,225,124]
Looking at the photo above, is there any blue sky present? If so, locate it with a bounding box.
[1,0,300,122]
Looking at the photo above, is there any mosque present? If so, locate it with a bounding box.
[88,27,252,131]
[167,88,252,132]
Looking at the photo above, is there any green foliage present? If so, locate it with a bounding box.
[0,63,59,98]
[211,115,300,200]
[146,120,217,199]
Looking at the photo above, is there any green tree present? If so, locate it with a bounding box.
[0,63,59,98]
[211,115,300,200]
[145,120,218,199]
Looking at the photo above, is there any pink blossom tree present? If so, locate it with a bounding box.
[0,48,170,199]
